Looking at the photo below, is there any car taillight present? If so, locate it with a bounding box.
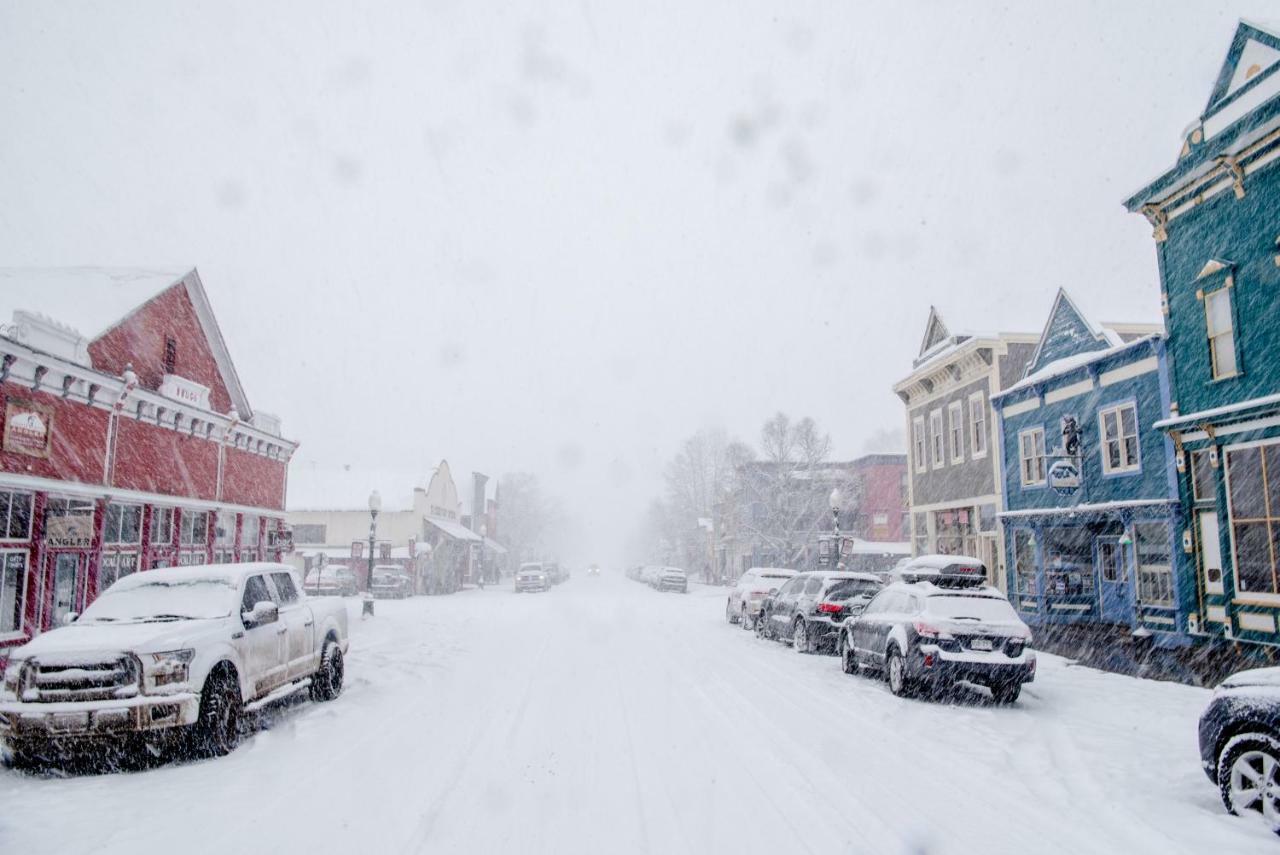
[748,591,766,600]
[817,602,842,614]
[913,621,941,639]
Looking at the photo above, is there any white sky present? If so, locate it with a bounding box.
[0,1,1271,565]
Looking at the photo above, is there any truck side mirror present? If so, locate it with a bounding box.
[243,600,279,628]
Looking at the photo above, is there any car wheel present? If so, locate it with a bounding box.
[1,740,42,770]
[1218,733,1280,831]
[310,641,345,702]
[839,632,859,675]
[991,682,1021,705]
[886,648,913,698]
[726,600,739,624]
[792,619,811,654]
[755,613,770,640]
[192,669,242,758]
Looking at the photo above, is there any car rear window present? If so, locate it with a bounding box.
[926,595,1018,622]
[823,580,881,601]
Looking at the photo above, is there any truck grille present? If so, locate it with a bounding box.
[26,656,141,703]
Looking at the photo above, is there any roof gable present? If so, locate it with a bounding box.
[1024,289,1110,377]
[1205,21,1280,115]
[918,306,951,358]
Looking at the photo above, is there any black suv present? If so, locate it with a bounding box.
[756,571,883,653]
[1198,666,1280,833]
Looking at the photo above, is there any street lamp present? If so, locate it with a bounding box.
[364,490,381,617]
[829,487,843,569]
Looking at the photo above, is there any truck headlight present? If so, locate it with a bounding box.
[147,649,195,688]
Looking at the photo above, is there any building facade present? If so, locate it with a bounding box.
[992,290,1181,643]
[0,268,297,649]
[1124,20,1280,649]
[894,308,1038,587]
[845,453,908,543]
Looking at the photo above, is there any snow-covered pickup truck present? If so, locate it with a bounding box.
[0,562,348,766]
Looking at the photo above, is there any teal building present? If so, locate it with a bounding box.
[1124,20,1280,648]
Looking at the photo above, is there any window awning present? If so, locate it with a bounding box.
[424,515,482,542]
[483,537,508,554]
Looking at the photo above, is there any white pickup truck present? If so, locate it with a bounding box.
[0,562,348,766]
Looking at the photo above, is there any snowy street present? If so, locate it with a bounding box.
[0,574,1272,855]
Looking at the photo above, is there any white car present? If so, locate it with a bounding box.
[0,563,349,766]
[515,563,550,593]
[726,567,797,629]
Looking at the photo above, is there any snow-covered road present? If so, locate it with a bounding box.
[0,574,1273,854]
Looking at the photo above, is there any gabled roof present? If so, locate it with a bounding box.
[918,306,952,358]
[1205,20,1280,115]
[1024,289,1115,378]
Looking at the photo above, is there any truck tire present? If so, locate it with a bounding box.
[193,669,242,758]
[886,648,914,698]
[839,632,859,675]
[310,641,344,702]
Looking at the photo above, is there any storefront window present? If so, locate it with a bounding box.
[150,507,174,544]
[912,512,928,555]
[934,508,976,556]
[1135,522,1173,606]
[1,550,27,634]
[1043,526,1094,597]
[180,510,209,546]
[242,515,260,551]
[99,552,138,592]
[214,510,236,546]
[1191,450,1215,503]
[0,491,33,540]
[103,503,142,544]
[1014,530,1037,597]
[1226,443,1280,596]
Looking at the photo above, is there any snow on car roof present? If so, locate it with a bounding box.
[111,562,293,590]
[905,554,985,570]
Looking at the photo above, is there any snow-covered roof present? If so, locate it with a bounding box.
[997,499,1177,518]
[0,267,188,340]
[424,515,481,542]
[1153,391,1280,430]
[993,335,1159,401]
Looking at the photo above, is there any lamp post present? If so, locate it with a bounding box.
[829,487,843,569]
[364,490,380,617]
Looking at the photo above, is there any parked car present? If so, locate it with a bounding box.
[839,554,1035,703]
[726,567,797,629]
[756,571,883,652]
[640,565,664,587]
[371,566,412,599]
[656,567,688,593]
[515,562,550,593]
[0,563,349,767]
[304,565,358,597]
[1198,666,1280,833]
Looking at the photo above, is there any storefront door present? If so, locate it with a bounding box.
[1096,537,1130,623]
[46,552,85,629]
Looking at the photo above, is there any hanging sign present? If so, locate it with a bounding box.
[4,399,53,458]
[1048,459,1082,496]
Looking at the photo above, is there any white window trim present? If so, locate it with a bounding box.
[969,392,988,459]
[929,409,945,468]
[0,491,33,542]
[1098,401,1142,475]
[0,548,30,641]
[948,400,965,464]
[1204,286,1239,381]
[1019,427,1047,487]
[912,416,927,474]
[104,502,143,546]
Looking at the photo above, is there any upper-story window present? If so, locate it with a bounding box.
[969,392,987,458]
[163,336,177,375]
[1205,287,1238,379]
[1098,402,1141,474]
[929,409,944,468]
[1019,427,1046,486]
[948,400,964,464]
[912,417,926,473]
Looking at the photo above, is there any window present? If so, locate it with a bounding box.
[0,491,33,540]
[1191,450,1216,503]
[1099,402,1140,474]
[103,503,142,544]
[803,577,822,596]
[948,400,964,463]
[929,409,944,467]
[163,336,177,375]
[214,511,236,546]
[150,507,174,544]
[1,551,27,635]
[1135,522,1173,606]
[1014,530,1037,597]
[270,572,299,604]
[241,575,272,612]
[99,552,138,592]
[1019,428,1046,486]
[1225,442,1280,596]
[1044,527,1094,597]
[180,510,209,546]
[242,515,260,549]
[912,416,927,473]
[1098,541,1123,583]
[1205,287,1238,379]
[292,523,327,545]
[969,392,987,458]
[912,512,928,556]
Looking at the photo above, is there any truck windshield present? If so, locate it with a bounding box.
[79,578,239,622]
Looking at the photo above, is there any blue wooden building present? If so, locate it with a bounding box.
[1124,20,1280,650]
[992,290,1187,644]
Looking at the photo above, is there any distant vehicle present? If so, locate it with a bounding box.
[655,567,687,593]
[371,566,412,599]
[840,555,1035,703]
[726,567,797,629]
[1198,666,1280,833]
[0,563,348,767]
[515,562,551,593]
[304,565,358,597]
[640,565,664,587]
[756,571,882,652]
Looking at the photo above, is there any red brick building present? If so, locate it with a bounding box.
[0,268,298,648]
[847,453,909,542]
